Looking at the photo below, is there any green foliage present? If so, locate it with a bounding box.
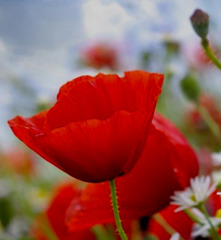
[0,197,14,229]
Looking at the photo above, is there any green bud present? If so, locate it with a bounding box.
[180,74,201,102]
[190,9,209,39]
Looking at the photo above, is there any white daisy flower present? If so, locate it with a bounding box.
[170,232,181,240]
[171,176,216,211]
[191,209,221,238]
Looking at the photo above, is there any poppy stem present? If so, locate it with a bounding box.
[184,209,204,225]
[201,38,221,70]
[109,179,128,240]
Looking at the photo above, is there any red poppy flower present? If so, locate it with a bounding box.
[32,183,96,240]
[8,71,163,183]
[66,113,199,231]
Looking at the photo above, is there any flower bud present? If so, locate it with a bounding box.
[180,74,201,102]
[190,9,209,39]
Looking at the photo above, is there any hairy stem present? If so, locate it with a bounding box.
[109,179,128,240]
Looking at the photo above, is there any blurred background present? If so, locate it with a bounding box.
[1,0,221,148]
[1,0,221,239]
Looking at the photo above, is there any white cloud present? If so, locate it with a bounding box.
[82,0,135,39]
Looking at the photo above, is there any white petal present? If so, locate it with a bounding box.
[170,233,181,240]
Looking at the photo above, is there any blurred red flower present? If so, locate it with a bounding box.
[66,113,199,231]
[1,148,35,176]
[8,71,163,183]
[32,183,96,240]
[81,42,119,70]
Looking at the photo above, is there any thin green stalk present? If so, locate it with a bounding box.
[199,205,221,240]
[41,214,59,240]
[197,103,221,145]
[201,38,221,70]
[109,179,128,240]
[184,209,203,225]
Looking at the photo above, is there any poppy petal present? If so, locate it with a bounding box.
[8,112,65,171]
[148,205,193,240]
[153,113,199,188]
[44,71,163,131]
[9,110,149,182]
[32,183,96,240]
[67,113,199,230]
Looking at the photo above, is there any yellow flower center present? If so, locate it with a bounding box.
[191,194,197,202]
[215,209,221,218]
